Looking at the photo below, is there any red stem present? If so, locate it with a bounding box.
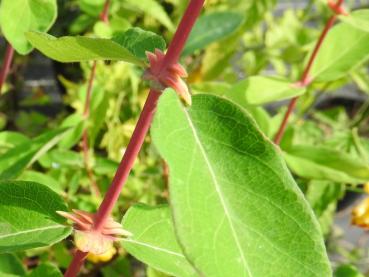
[94,89,161,229]
[81,62,100,197]
[81,0,112,197]
[0,44,14,95]
[94,0,205,232]
[100,0,111,23]
[274,0,344,144]
[64,251,88,277]
[66,1,204,275]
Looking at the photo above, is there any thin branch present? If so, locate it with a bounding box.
[274,0,346,144]
[64,251,88,277]
[80,0,112,197]
[81,62,100,197]
[0,44,14,95]
[100,0,111,23]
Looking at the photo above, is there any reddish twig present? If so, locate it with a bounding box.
[100,0,111,23]
[274,0,346,144]
[81,62,100,197]
[65,0,205,275]
[0,44,14,95]
[80,0,112,198]
[64,251,88,277]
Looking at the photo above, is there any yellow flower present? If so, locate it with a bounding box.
[87,245,117,263]
[352,197,369,228]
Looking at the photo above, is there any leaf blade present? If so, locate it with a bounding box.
[310,12,369,82]
[122,204,197,277]
[0,181,71,253]
[26,32,144,65]
[229,76,306,105]
[151,90,331,277]
[183,12,244,56]
[0,0,57,54]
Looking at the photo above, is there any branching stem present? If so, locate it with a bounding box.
[274,0,346,144]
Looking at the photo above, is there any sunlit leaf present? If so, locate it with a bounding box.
[340,9,369,33]
[0,0,57,54]
[229,76,305,105]
[310,12,369,82]
[151,90,331,276]
[284,145,369,183]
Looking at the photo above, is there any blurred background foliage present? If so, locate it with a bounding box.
[1,0,369,275]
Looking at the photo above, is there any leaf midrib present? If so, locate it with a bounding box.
[182,108,252,277]
[123,238,186,258]
[0,224,65,240]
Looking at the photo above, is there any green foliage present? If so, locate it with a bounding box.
[0,254,26,276]
[26,28,165,65]
[228,76,306,105]
[124,0,175,32]
[112,27,166,60]
[284,145,369,184]
[335,264,364,277]
[340,9,369,33]
[0,181,71,253]
[311,13,369,82]
[122,204,197,277]
[0,0,57,54]
[27,263,62,277]
[0,128,69,180]
[183,11,244,56]
[2,0,369,275]
[151,90,331,276]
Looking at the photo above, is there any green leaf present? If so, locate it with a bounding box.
[192,82,272,135]
[183,12,244,56]
[27,263,63,277]
[112,28,166,60]
[0,181,71,253]
[122,204,197,277]
[58,114,85,150]
[20,171,62,195]
[306,181,344,235]
[125,0,174,32]
[0,128,68,180]
[284,145,369,183]
[0,0,57,54]
[151,90,331,276]
[310,13,369,82]
[0,132,30,151]
[0,254,26,276]
[26,32,144,65]
[101,257,132,277]
[229,76,306,105]
[340,9,369,33]
[335,264,364,277]
[147,267,170,277]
